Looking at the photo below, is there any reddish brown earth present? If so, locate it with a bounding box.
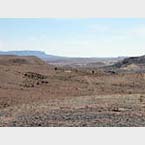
[0,55,145,126]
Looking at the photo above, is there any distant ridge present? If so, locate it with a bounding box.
[114,55,145,68]
[0,51,126,66]
[0,51,63,61]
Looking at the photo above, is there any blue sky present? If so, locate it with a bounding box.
[0,18,145,57]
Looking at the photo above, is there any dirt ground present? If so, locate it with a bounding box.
[1,56,145,126]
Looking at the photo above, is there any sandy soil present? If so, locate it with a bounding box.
[0,56,145,126]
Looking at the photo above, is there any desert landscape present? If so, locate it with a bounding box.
[0,52,145,126]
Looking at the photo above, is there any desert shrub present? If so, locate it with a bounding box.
[24,73,28,76]
[139,95,144,102]
[24,72,47,80]
[41,81,45,84]
[36,82,40,85]
[54,67,58,71]
[44,81,48,84]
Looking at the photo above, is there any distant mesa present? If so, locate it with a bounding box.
[0,51,64,61]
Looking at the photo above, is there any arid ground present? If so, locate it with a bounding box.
[1,55,145,126]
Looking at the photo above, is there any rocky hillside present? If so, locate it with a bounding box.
[114,55,145,68]
[104,55,145,73]
[0,55,46,66]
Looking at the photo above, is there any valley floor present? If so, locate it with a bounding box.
[0,56,145,126]
[1,94,145,126]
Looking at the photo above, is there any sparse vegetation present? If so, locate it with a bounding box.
[0,55,145,126]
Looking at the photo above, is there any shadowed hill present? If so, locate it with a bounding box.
[114,55,145,68]
[0,55,46,65]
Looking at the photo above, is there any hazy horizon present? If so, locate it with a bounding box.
[0,18,145,57]
[0,49,130,58]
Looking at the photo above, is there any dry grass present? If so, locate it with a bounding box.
[0,56,145,126]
